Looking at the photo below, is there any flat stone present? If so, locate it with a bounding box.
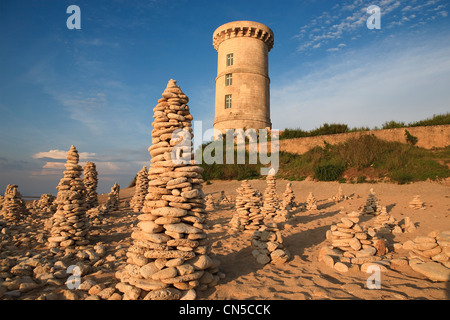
[334,262,349,273]
[410,262,450,282]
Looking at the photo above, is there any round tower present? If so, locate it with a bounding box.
[212,21,274,132]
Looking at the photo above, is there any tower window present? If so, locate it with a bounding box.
[226,53,233,66]
[225,73,232,86]
[225,94,232,109]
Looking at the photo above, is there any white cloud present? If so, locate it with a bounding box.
[32,149,96,160]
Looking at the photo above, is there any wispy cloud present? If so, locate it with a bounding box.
[32,149,96,161]
[294,0,447,53]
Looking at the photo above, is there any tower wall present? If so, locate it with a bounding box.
[213,21,274,132]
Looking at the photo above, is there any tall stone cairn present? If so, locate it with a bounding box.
[47,145,89,248]
[361,188,381,214]
[0,184,28,221]
[115,79,223,300]
[130,166,149,213]
[105,183,120,211]
[83,161,99,209]
[260,174,280,220]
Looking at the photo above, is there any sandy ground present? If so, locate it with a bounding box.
[119,179,450,300]
[3,179,450,300]
[194,179,450,300]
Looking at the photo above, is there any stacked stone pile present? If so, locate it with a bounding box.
[229,180,263,232]
[282,183,296,210]
[115,79,223,300]
[33,194,56,214]
[361,188,382,214]
[251,223,290,265]
[47,145,89,249]
[105,183,120,211]
[305,192,318,210]
[218,191,232,207]
[321,215,388,272]
[0,185,28,221]
[330,186,348,202]
[204,194,215,211]
[409,195,425,209]
[83,161,98,209]
[402,231,450,281]
[130,166,149,213]
[260,174,280,220]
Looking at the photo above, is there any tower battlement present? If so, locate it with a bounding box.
[212,21,274,52]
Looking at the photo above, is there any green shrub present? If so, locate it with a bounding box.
[356,175,367,183]
[314,163,345,181]
[404,129,418,145]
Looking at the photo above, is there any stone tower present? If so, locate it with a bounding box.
[213,21,274,133]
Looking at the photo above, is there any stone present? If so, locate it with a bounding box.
[130,166,149,213]
[334,262,349,273]
[410,262,450,282]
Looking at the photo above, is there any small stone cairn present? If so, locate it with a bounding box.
[409,195,425,209]
[320,214,388,272]
[218,191,232,207]
[131,166,149,213]
[33,193,56,214]
[229,180,263,233]
[105,183,120,212]
[282,182,296,211]
[361,188,382,214]
[204,194,215,211]
[47,145,89,249]
[83,161,99,209]
[0,184,28,221]
[330,186,348,202]
[115,79,223,300]
[305,192,318,210]
[251,222,291,265]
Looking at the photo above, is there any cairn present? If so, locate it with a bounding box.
[115,79,223,300]
[282,182,296,211]
[251,223,291,265]
[131,166,149,213]
[83,161,99,209]
[218,191,232,207]
[409,195,425,209]
[33,193,56,214]
[204,194,215,211]
[361,188,381,214]
[105,183,120,211]
[0,184,28,221]
[305,192,318,210]
[320,215,388,272]
[229,180,263,233]
[330,186,348,202]
[47,145,89,248]
[260,174,280,220]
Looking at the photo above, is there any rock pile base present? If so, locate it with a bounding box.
[251,223,290,265]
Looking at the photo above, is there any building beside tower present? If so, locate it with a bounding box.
[212,21,274,133]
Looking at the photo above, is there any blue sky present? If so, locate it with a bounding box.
[0,0,449,196]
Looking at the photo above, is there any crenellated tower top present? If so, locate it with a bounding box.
[212,20,274,52]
